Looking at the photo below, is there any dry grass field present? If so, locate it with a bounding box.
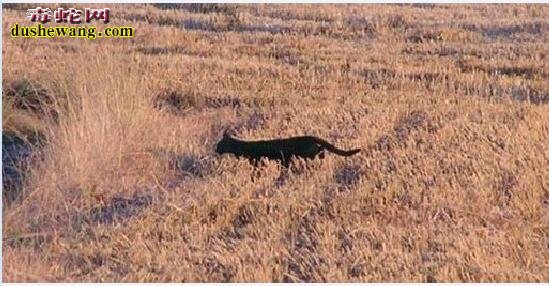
[2,3,549,282]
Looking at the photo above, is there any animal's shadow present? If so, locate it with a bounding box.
[150,149,219,179]
[334,164,364,192]
[88,194,153,225]
[173,154,217,178]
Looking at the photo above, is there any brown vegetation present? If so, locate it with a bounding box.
[2,4,548,282]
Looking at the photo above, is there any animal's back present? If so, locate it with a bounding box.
[243,136,319,160]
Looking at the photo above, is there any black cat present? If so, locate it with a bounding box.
[215,132,360,167]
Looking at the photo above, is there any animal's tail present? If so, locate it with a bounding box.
[314,137,361,157]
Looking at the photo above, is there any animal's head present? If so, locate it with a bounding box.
[215,129,233,154]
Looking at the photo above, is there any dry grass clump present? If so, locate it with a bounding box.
[3,4,549,282]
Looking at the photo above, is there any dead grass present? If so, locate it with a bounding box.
[2,3,549,282]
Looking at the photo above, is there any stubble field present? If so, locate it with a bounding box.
[2,3,549,282]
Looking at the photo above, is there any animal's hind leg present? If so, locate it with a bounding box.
[275,165,290,187]
[251,158,265,182]
[251,167,261,182]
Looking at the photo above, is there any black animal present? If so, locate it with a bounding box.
[215,132,361,167]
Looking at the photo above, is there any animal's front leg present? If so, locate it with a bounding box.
[249,158,261,182]
[275,166,289,187]
[251,170,259,182]
[281,157,291,168]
